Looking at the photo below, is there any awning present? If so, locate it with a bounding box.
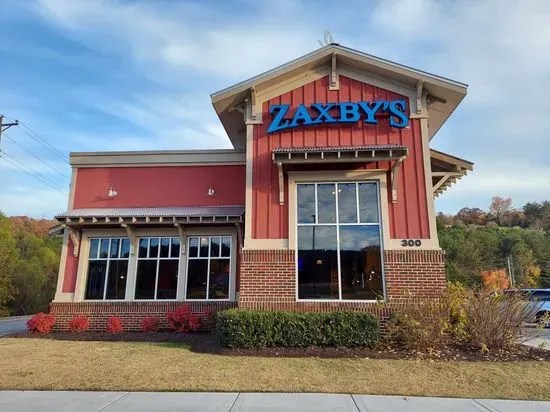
[54,206,245,258]
[430,149,474,196]
[55,206,245,225]
[271,144,408,163]
[272,145,407,205]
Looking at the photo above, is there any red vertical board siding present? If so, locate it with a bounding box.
[73,165,245,209]
[62,240,78,293]
[252,75,429,240]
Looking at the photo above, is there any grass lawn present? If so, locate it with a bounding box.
[1,337,549,400]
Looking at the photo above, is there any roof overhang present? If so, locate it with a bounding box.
[430,149,474,196]
[211,44,467,148]
[70,149,245,168]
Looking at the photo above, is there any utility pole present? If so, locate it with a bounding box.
[507,256,515,288]
[0,115,19,148]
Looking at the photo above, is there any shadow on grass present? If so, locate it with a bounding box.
[154,342,191,350]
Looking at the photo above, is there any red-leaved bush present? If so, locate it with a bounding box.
[68,315,89,333]
[27,312,55,334]
[106,316,124,333]
[141,316,160,332]
[166,305,201,332]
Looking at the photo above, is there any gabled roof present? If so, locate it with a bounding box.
[211,43,468,149]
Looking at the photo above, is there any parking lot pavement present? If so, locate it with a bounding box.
[0,316,30,337]
[522,327,550,349]
[1,392,550,412]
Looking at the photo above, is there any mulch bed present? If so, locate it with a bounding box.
[5,331,550,361]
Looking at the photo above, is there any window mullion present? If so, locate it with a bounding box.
[335,184,342,300]
[154,238,160,299]
[205,237,211,300]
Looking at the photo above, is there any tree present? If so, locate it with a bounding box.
[0,215,17,316]
[455,207,487,226]
[523,201,550,231]
[10,231,60,315]
[489,196,514,226]
[480,269,509,291]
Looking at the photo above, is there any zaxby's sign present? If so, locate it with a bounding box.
[267,100,409,134]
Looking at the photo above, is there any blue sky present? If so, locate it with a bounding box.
[1,0,549,218]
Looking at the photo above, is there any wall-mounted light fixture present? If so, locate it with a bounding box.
[107,186,118,198]
[207,186,216,196]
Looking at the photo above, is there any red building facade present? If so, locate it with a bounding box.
[51,44,473,330]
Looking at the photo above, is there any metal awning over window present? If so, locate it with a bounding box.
[54,206,245,258]
[55,206,245,225]
[272,145,408,205]
[271,144,408,164]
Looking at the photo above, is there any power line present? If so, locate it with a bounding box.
[3,132,70,181]
[3,115,68,163]
[0,151,68,195]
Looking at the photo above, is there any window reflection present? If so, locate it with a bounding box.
[296,182,384,301]
[317,184,336,223]
[337,183,357,223]
[339,226,383,300]
[298,226,339,299]
[297,184,316,223]
[358,183,379,223]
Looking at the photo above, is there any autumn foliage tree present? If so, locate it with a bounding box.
[480,269,510,292]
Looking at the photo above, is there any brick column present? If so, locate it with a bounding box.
[384,250,446,299]
[239,249,295,310]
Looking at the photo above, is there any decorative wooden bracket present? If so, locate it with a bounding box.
[121,224,137,256]
[67,228,81,257]
[390,158,404,203]
[277,162,284,205]
[235,222,244,256]
[416,80,424,114]
[174,223,186,255]
[329,53,339,90]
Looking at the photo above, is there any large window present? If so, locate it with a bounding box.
[85,238,130,300]
[135,237,180,300]
[297,182,384,300]
[186,236,232,300]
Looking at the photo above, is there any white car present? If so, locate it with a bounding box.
[521,289,550,327]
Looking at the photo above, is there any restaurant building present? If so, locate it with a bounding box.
[51,44,473,329]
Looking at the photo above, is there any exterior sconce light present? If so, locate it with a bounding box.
[207,186,216,196]
[107,186,118,198]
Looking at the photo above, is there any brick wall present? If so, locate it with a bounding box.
[384,250,446,299]
[50,249,445,331]
[49,301,236,332]
[238,249,446,319]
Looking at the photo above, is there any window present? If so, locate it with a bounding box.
[135,237,180,300]
[85,238,130,300]
[297,182,384,300]
[186,236,232,300]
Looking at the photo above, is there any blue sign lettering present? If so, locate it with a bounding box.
[266,100,409,134]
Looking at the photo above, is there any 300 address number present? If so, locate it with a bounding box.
[401,239,422,247]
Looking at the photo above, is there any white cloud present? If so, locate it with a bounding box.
[3,0,549,217]
[34,0,317,79]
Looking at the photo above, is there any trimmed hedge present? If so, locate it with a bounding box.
[215,309,380,348]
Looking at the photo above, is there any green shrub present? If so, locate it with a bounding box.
[215,309,380,348]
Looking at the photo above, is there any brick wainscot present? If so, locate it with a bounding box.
[238,249,446,322]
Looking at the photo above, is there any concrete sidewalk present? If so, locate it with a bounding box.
[0,392,549,412]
